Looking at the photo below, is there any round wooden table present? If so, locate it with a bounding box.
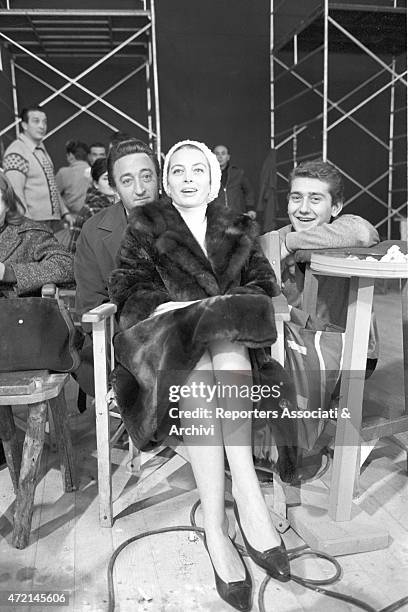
[308,253,408,522]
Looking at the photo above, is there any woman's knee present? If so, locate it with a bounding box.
[209,340,251,371]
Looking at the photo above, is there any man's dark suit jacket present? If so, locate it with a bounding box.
[74,201,127,322]
[73,202,127,396]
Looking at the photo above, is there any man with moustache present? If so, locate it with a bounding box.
[73,139,160,397]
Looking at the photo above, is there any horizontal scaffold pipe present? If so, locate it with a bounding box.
[0,9,150,16]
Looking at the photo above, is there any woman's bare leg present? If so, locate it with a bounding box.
[180,350,246,581]
[210,339,281,550]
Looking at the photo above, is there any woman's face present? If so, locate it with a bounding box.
[0,189,7,227]
[94,171,114,197]
[167,147,210,208]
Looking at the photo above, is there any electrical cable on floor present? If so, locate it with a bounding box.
[106,498,408,612]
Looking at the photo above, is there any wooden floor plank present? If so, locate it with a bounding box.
[0,290,407,611]
[24,445,76,612]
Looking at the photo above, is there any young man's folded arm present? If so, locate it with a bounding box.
[285,214,380,253]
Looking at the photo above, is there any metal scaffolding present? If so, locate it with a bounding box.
[271,0,407,239]
[0,2,161,159]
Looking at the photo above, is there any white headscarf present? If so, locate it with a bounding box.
[162,139,221,205]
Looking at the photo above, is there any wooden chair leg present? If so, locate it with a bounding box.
[93,319,113,527]
[48,392,77,493]
[270,474,290,533]
[12,400,47,549]
[46,407,58,453]
[126,438,141,474]
[95,394,113,527]
[0,405,21,495]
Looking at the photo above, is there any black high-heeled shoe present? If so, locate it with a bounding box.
[233,501,290,582]
[203,535,252,611]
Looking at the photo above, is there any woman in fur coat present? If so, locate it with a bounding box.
[109,141,291,610]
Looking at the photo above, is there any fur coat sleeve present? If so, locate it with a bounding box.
[109,225,172,330]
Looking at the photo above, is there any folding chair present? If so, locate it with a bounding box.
[83,232,290,528]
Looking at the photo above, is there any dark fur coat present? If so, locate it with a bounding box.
[109,199,298,481]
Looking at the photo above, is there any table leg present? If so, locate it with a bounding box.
[12,400,47,549]
[328,277,374,522]
[48,391,77,492]
[401,278,408,411]
[0,405,21,494]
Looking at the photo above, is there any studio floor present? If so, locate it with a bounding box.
[0,287,408,612]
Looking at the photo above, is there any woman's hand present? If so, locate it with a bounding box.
[0,262,5,281]
[153,300,199,316]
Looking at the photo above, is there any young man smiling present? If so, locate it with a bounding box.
[279,159,379,326]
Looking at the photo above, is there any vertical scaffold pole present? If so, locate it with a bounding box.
[142,0,153,149]
[270,0,275,150]
[294,34,298,66]
[322,0,329,161]
[150,0,161,161]
[146,38,153,149]
[387,57,396,240]
[10,55,19,139]
[406,3,408,236]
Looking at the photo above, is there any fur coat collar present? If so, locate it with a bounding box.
[127,197,261,295]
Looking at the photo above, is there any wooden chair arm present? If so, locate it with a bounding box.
[82,303,117,324]
[272,294,290,321]
[58,288,76,300]
[41,283,57,298]
[41,284,76,300]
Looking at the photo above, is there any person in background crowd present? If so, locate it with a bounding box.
[56,140,91,216]
[73,139,160,397]
[70,157,115,252]
[3,107,73,231]
[0,173,73,296]
[88,142,106,167]
[213,144,255,213]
